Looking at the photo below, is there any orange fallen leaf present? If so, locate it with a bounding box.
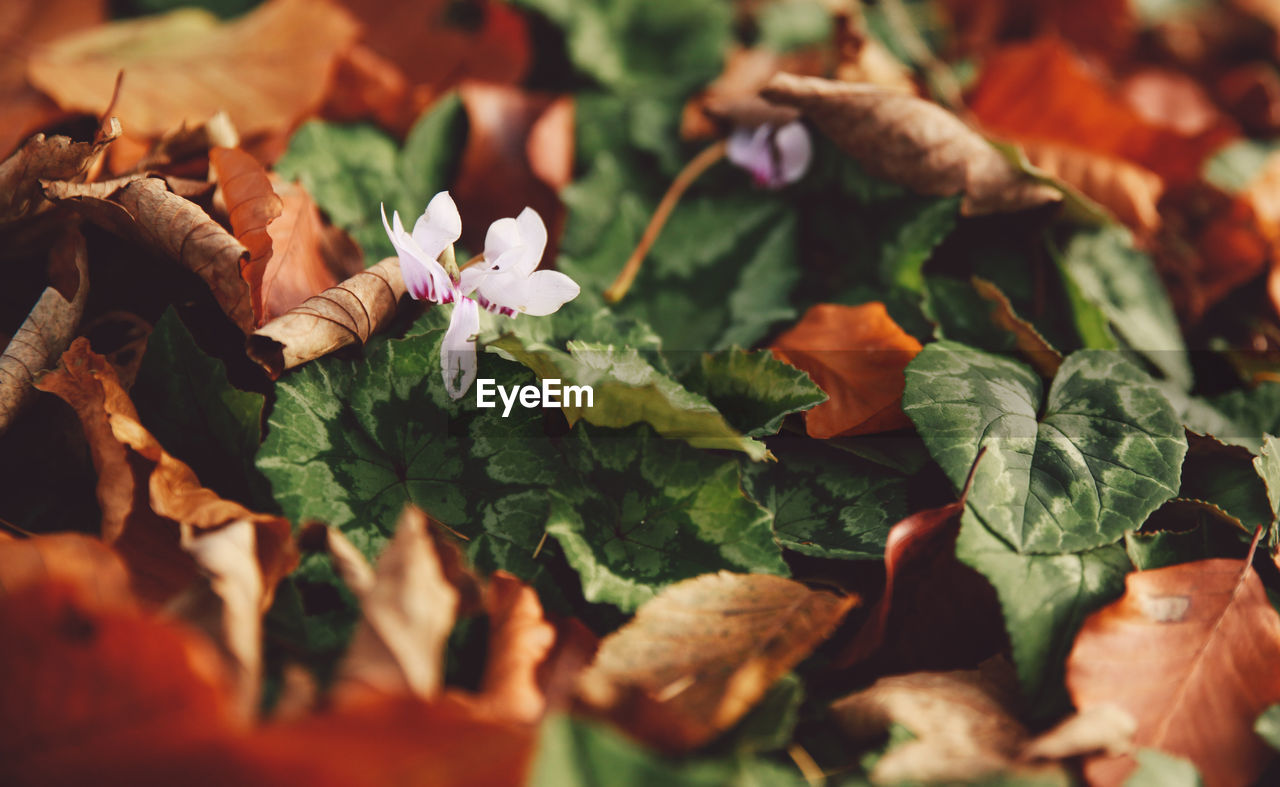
[210,147,281,323]
[462,571,556,724]
[576,571,855,752]
[771,302,923,439]
[320,44,419,134]
[940,0,1136,60]
[1066,541,1280,786]
[761,74,1061,215]
[0,532,130,604]
[0,0,104,160]
[27,0,359,141]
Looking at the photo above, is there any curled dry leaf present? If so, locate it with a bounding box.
[35,339,296,714]
[27,0,359,141]
[0,116,119,223]
[1066,551,1280,786]
[760,73,1061,215]
[113,110,241,177]
[576,571,856,752]
[972,276,1063,378]
[0,0,105,160]
[246,257,405,378]
[771,302,923,439]
[317,507,461,704]
[0,224,88,434]
[43,175,254,332]
[212,148,361,326]
[0,532,130,605]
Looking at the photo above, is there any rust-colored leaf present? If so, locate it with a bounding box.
[245,257,406,378]
[320,44,418,134]
[1021,141,1165,235]
[969,37,1236,189]
[209,147,281,325]
[0,533,129,605]
[771,302,923,439]
[761,73,1062,215]
[972,276,1063,377]
[1066,547,1280,785]
[27,0,359,141]
[43,175,254,332]
[940,0,1136,59]
[454,85,573,258]
[34,339,297,713]
[576,571,855,752]
[0,0,105,160]
[0,224,88,434]
[463,571,556,724]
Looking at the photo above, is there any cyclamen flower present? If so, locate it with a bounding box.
[726,120,812,189]
[383,191,580,399]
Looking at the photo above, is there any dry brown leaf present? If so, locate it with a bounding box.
[321,507,460,704]
[246,257,405,379]
[464,571,556,724]
[576,571,855,752]
[1022,704,1137,761]
[454,84,573,258]
[940,0,1136,59]
[1066,552,1280,786]
[831,661,1066,784]
[761,73,1061,215]
[972,276,1064,377]
[771,302,923,438]
[0,532,130,605]
[0,224,88,434]
[27,0,359,141]
[0,116,119,223]
[43,175,254,332]
[0,0,105,160]
[1020,141,1164,235]
[35,339,297,713]
[210,147,281,327]
[113,111,241,177]
[321,44,418,134]
[833,18,917,94]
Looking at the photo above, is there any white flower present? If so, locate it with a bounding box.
[383,191,579,400]
[381,191,461,303]
[459,207,580,316]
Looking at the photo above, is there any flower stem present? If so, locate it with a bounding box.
[604,139,728,304]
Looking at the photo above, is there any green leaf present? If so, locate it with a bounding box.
[512,0,731,97]
[956,512,1130,711]
[1177,435,1272,530]
[530,715,806,787]
[1204,139,1280,193]
[680,349,826,437]
[877,195,961,293]
[488,334,770,460]
[743,442,907,560]
[1055,226,1192,389]
[130,0,259,18]
[1123,500,1251,570]
[1125,749,1203,787]
[719,673,804,755]
[275,96,466,262]
[133,307,268,506]
[1255,435,1280,530]
[1256,704,1280,751]
[546,425,787,611]
[903,342,1186,553]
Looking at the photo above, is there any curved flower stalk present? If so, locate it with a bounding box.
[383,192,580,399]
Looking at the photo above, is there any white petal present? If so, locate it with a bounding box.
[478,269,579,317]
[384,203,450,301]
[441,298,480,399]
[484,216,522,262]
[510,207,548,276]
[775,121,812,185]
[412,191,462,258]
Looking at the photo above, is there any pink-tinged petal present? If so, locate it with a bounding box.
[726,125,775,185]
[775,121,812,185]
[483,216,522,262]
[412,191,462,258]
[383,202,453,302]
[510,207,547,276]
[441,297,480,399]
[478,269,579,317]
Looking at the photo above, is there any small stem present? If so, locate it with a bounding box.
[440,244,460,282]
[604,139,728,304]
[458,253,485,272]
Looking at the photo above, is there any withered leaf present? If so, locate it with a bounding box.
[0,117,119,223]
[319,507,461,704]
[972,276,1063,378]
[771,302,923,439]
[1066,553,1280,786]
[0,532,129,605]
[43,175,254,332]
[463,571,556,724]
[209,146,281,327]
[0,225,88,434]
[27,0,359,141]
[246,257,405,378]
[1021,141,1165,234]
[576,571,855,752]
[760,73,1061,215]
